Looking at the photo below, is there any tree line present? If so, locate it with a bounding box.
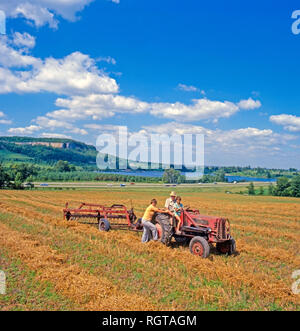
[247,176,300,197]
[0,161,162,188]
[0,163,38,189]
[0,163,226,188]
[1,161,300,196]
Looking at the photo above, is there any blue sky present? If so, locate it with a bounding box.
[0,0,300,168]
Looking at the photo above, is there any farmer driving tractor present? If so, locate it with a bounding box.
[165,191,177,212]
[164,191,184,234]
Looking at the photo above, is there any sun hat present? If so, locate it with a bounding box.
[170,191,176,197]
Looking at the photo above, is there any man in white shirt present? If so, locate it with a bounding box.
[165,191,177,212]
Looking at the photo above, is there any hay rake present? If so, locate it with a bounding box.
[63,202,142,232]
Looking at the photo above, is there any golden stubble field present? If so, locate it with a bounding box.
[0,188,299,311]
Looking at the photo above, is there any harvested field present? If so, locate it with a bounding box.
[0,188,299,311]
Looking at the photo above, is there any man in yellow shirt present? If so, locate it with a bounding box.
[142,199,172,243]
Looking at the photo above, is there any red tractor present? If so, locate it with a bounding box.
[63,203,235,259]
[153,208,236,258]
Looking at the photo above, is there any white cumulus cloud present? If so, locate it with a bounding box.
[0,36,40,68]
[96,56,117,65]
[34,116,88,135]
[0,1,120,28]
[0,37,119,95]
[237,98,262,110]
[8,118,88,136]
[23,52,119,95]
[0,111,12,124]
[47,93,149,121]
[0,35,262,126]
[139,122,297,167]
[0,0,95,28]
[12,32,36,49]
[270,114,300,132]
[26,93,263,132]
[41,133,72,139]
[0,119,12,124]
[177,83,199,92]
[8,125,41,134]
[150,98,240,122]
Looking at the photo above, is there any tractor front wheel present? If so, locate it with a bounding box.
[189,236,210,258]
[155,213,173,246]
[99,219,111,232]
[216,238,236,255]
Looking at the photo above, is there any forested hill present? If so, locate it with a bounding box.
[0,136,95,150]
[0,136,97,165]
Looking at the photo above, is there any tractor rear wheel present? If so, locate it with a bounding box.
[189,236,210,258]
[99,219,111,232]
[216,238,236,255]
[155,213,173,246]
